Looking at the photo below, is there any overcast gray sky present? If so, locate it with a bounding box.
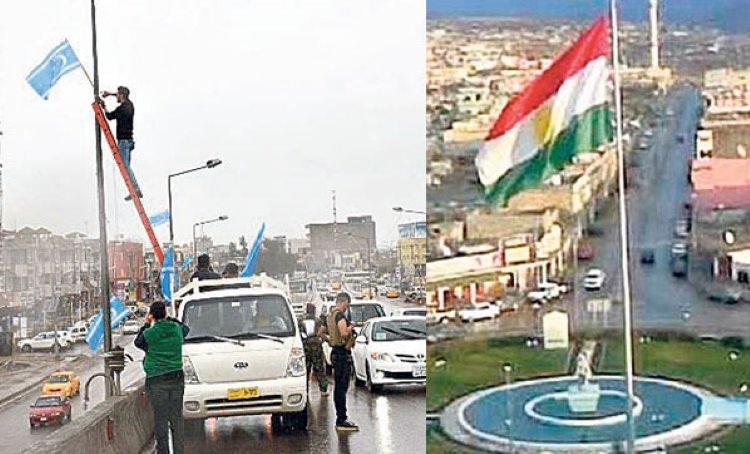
[0,0,425,249]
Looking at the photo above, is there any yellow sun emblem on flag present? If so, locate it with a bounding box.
[534,104,554,146]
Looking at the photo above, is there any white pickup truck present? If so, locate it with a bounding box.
[174,276,309,433]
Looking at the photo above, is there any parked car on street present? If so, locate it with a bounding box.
[671,242,688,257]
[577,243,595,260]
[583,269,606,291]
[352,316,426,392]
[42,371,81,398]
[18,332,69,353]
[458,303,497,322]
[68,325,88,343]
[121,320,142,335]
[640,248,655,264]
[426,309,456,325]
[527,282,567,302]
[29,395,71,428]
[674,220,690,238]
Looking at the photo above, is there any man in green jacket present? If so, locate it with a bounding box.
[135,301,189,454]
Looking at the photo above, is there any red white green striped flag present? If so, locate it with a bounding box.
[475,16,613,205]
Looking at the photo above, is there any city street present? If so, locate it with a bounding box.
[0,332,144,454]
[573,84,750,336]
[132,297,427,454]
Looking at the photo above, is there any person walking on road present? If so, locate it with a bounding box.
[327,292,359,431]
[134,301,190,454]
[99,86,142,201]
[191,254,221,281]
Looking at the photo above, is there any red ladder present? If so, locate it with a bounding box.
[91,102,164,264]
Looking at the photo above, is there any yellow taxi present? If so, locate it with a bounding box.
[386,288,400,298]
[42,371,81,398]
[331,282,342,290]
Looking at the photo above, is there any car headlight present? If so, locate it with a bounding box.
[182,357,200,384]
[286,347,306,377]
[370,352,395,362]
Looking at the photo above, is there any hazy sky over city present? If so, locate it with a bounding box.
[0,0,425,248]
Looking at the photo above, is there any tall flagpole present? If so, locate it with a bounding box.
[91,0,114,396]
[610,0,637,451]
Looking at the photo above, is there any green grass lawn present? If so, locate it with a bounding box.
[430,336,750,452]
[427,337,568,411]
[599,339,750,395]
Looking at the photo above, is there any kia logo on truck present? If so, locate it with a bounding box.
[234,361,249,369]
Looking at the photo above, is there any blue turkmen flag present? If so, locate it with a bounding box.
[181,254,193,271]
[240,223,265,277]
[161,246,175,302]
[148,210,170,227]
[85,296,132,352]
[26,39,82,100]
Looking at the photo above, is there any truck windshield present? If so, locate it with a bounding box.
[289,281,306,293]
[349,304,385,324]
[183,295,295,339]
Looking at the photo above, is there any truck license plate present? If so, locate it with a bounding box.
[412,364,426,377]
[227,387,259,400]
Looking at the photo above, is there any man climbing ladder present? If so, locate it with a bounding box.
[99,86,142,201]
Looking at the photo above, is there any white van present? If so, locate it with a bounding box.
[175,276,309,432]
[69,325,88,343]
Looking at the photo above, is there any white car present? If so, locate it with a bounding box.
[671,242,688,256]
[426,309,455,325]
[458,303,497,322]
[674,220,689,238]
[18,332,69,352]
[583,269,606,291]
[527,282,567,302]
[391,308,427,317]
[58,330,75,345]
[69,325,88,343]
[175,276,308,433]
[122,320,141,335]
[352,316,426,392]
[322,300,386,369]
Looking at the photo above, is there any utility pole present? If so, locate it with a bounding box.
[91,0,113,395]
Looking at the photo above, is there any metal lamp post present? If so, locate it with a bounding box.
[392,206,427,215]
[167,159,223,245]
[502,362,514,453]
[193,215,229,259]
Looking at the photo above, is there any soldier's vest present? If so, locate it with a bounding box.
[327,307,346,348]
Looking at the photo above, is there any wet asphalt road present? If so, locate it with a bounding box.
[0,333,145,454]
[573,84,750,336]
[169,298,426,454]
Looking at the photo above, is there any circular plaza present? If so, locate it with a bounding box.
[440,375,723,453]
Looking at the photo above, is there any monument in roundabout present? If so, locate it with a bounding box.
[567,352,601,414]
[439,344,750,453]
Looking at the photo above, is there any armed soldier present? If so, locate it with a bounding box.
[303,307,329,396]
[327,293,359,431]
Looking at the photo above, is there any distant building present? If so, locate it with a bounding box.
[398,222,427,286]
[0,227,100,312]
[306,216,376,272]
[108,241,144,302]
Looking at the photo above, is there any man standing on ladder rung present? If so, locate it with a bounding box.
[99,86,143,201]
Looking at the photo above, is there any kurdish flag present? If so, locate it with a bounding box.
[476,16,613,205]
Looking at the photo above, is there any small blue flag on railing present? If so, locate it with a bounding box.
[148,210,170,227]
[85,296,132,352]
[26,39,82,100]
[240,223,265,277]
[181,254,193,271]
[161,246,175,302]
